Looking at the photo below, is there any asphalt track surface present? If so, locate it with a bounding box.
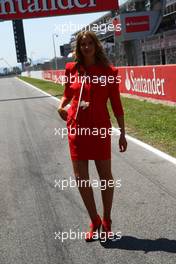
[0,77,176,264]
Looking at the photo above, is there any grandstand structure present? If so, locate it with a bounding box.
[144,0,176,65]
[67,0,176,66]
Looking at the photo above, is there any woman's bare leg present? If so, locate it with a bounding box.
[95,160,114,220]
[72,160,98,222]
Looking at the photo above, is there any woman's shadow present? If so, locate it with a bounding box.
[100,235,176,253]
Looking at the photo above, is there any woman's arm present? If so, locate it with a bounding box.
[109,67,127,152]
[57,63,74,121]
[116,115,127,152]
[116,115,125,136]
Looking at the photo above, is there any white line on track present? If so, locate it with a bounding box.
[17,77,176,166]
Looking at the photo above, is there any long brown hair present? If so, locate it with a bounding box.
[74,31,110,68]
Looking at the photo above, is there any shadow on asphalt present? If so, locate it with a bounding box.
[100,236,176,253]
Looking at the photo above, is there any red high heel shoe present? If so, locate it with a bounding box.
[101,218,113,241]
[85,214,102,242]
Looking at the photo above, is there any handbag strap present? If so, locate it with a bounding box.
[74,73,86,120]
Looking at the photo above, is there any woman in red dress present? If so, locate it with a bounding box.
[58,31,127,242]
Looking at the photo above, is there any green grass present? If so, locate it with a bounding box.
[18,76,64,97]
[108,98,176,157]
[19,76,176,158]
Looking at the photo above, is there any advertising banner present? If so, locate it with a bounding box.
[43,65,176,103]
[118,65,176,103]
[0,0,119,20]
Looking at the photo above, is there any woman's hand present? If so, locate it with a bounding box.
[119,134,127,152]
[57,108,68,121]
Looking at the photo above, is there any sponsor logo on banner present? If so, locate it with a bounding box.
[125,16,150,33]
[125,68,165,96]
[0,0,119,20]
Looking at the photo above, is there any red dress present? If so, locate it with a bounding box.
[64,62,124,160]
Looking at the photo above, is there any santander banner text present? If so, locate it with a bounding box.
[0,0,119,20]
[118,66,176,103]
